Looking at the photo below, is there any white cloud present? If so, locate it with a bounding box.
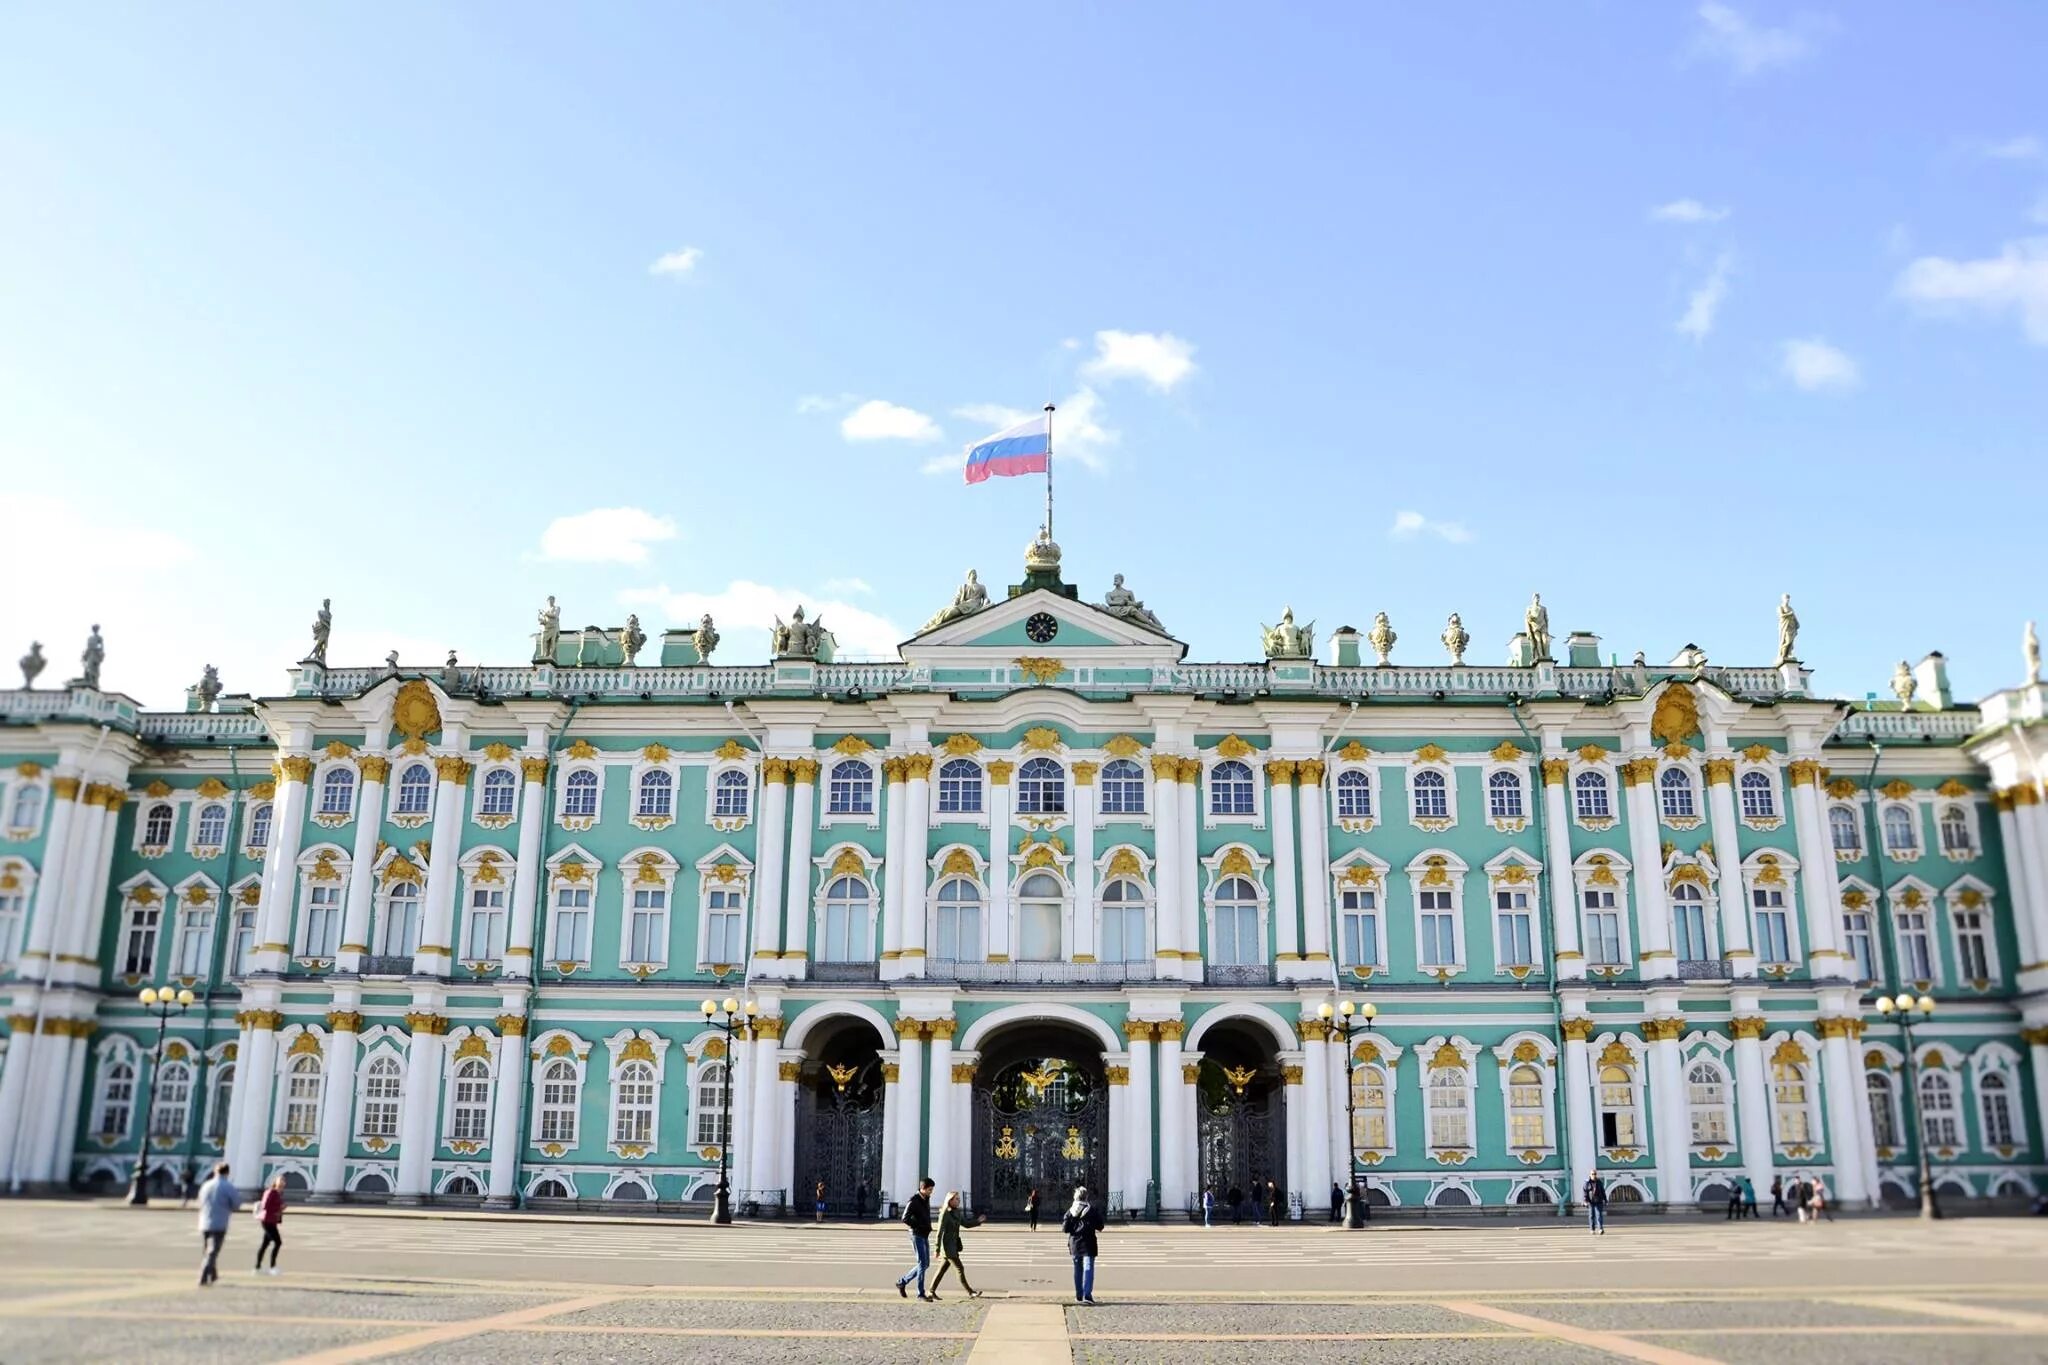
[649,247,703,278]
[1677,253,1734,339]
[1979,135,2042,162]
[1690,3,1821,76]
[1080,330,1197,392]
[1896,237,2048,344]
[821,577,873,596]
[1389,510,1473,544]
[620,580,907,660]
[1780,337,1861,391]
[537,507,679,564]
[841,399,942,443]
[1650,199,1731,224]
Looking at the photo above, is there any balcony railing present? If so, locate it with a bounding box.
[1677,959,1734,981]
[1203,963,1277,987]
[358,955,414,977]
[809,961,882,983]
[924,959,1156,987]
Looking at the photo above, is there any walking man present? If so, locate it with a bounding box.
[928,1192,985,1300]
[194,1162,241,1287]
[894,1177,936,1301]
[1202,1186,1215,1228]
[1266,1178,1282,1226]
[1725,1180,1743,1220]
[1025,1187,1040,1231]
[1741,1174,1759,1220]
[255,1175,286,1275]
[1770,1174,1788,1218]
[1062,1184,1107,1305]
[1330,1182,1344,1223]
[1582,1172,1607,1236]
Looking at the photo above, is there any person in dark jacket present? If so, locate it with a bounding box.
[1330,1182,1344,1223]
[894,1178,936,1301]
[1228,1184,1243,1225]
[254,1175,286,1274]
[1061,1184,1107,1305]
[1582,1173,1607,1235]
[1025,1187,1040,1231]
[1770,1174,1788,1217]
[928,1192,985,1299]
[1266,1179,1282,1226]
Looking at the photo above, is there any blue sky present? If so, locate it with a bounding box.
[3,3,2044,709]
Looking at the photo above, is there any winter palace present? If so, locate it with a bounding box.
[3,533,2046,1218]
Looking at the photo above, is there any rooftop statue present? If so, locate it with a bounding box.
[1368,612,1398,666]
[1631,651,1650,695]
[443,649,461,690]
[697,613,720,663]
[1524,593,1551,662]
[923,569,990,631]
[1441,613,1469,667]
[1261,606,1315,661]
[1100,573,1166,633]
[2026,620,2040,685]
[772,605,827,661]
[383,649,401,679]
[1892,659,1917,706]
[77,624,105,690]
[18,641,45,689]
[196,664,222,711]
[535,595,561,665]
[1775,594,1799,667]
[621,614,647,667]
[308,598,332,667]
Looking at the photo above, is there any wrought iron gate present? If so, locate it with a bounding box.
[792,1059,885,1216]
[973,1056,1107,1216]
[1196,1059,1284,1210]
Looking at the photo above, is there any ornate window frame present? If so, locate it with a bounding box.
[1331,762,1378,835]
[1482,743,1530,833]
[1735,747,1785,831]
[1863,1040,1906,1158]
[1200,843,1270,970]
[148,1046,196,1146]
[1346,1034,1405,1164]
[134,791,179,858]
[1417,1034,1478,1163]
[1838,877,1878,983]
[821,742,881,829]
[1934,790,1980,861]
[1828,798,1864,860]
[271,1024,329,1149]
[309,754,358,829]
[529,1029,591,1157]
[694,844,752,971]
[454,847,513,972]
[1741,850,1804,976]
[1885,874,1940,989]
[225,876,261,977]
[1093,746,1152,827]
[388,758,437,829]
[628,744,681,832]
[619,847,680,974]
[1404,744,1457,834]
[928,845,991,963]
[291,844,350,965]
[1483,850,1543,978]
[353,1027,408,1152]
[1009,846,1075,964]
[705,755,754,833]
[1944,876,1999,989]
[367,847,427,966]
[1914,1043,1963,1157]
[168,874,219,985]
[1572,850,1633,978]
[1329,849,1390,980]
[89,1033,142,1146]
[542,844,603,972]
[812,842,881,964]
[1200,736,1265,830]
[1589,1031,1648,1161]
[4,762,50,841]
[186,779,233,859]
[1655,758,1705,831]
[1492,1031,1557,1160]
[1878,788,1922,860]
[554,743,604,832]
[471,755,521,831]
[1969,1042,2027,1157]
[1090,844,1152,964]
[202,1039,235,1149]
[604,1027,670,1159]
[115,872,168,982]
[0,857,38,968]
[685,1030,734,1157]
[241,786,274,860]
[441,1027,499,1155]
[1406,849,1468,979]
[1680,1033,1736,1158]
[1763,1030,1823,1160]
[1665,856,1721,966]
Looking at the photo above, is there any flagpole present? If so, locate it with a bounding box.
[1043,402,1056,539]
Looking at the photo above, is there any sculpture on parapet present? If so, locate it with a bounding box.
[1892,660,1917,706]
[443,650,461,690]
[1260,607,1315,661]
[309,599,332,666]
[196,665,222,711]
[697,613,721,663]
[1631,651,1650,695]
[1368,612,1397,667]
[535,596,561,664]
[1775,594,1800,666]
[1101,573,1166,634]
[77,625,105,689]
[383,650,401,679]
[922,569,990,632]
[622,614,647,667]
[19,642,45,689]
[772,605,828,660]
[1441,614,1469,667]
[1524,593,1552,662]
[2026,621,2040,685]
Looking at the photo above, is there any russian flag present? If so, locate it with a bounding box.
[963,413,1051,485]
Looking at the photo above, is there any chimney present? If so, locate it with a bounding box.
[1332,626,1362,669]
[1913,651,1952,709]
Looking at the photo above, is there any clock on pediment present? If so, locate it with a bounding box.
[1024,612,1060,644]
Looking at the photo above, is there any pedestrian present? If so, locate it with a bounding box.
[1582,1172,1607,1236]
[815,1179,828,1224]
[254,1175,286,1275]
[857,1180,871,1218]
[1741,1175,1759,1220]
[1267,1179,1282,1226]
[1062,1184,1107,1306]
[1202,1186,1215,1228]
[1229,1185,1243,1225]
[194,1161,241,1287]
[1770,1174,1788,1218]
[1025,1187,1040,1232]
[1725,1179,1742,1220]
[1330,1182,1344,1223]
[894,1177,936,1301]
[928,1192,985,1300]
[1794,1173,1812,1224]
[1812,1175,1833,1222]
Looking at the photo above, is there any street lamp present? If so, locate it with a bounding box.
[1320,998,1378,1229]
[127,985,196,1207]
[700,995,758,1225]
[1873,991,1941,1220]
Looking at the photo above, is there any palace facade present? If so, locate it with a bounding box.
[3,537,2046,1216]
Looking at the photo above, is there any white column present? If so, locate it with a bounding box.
[2025,1025,2048,1168]
[879,1051,902,1209]
[879,759,908,977]
[1705,760,1756,975]
[925,1019,955,1194]
[2011,793,2048,979]
[394,1014,446,1198]
[1730,1015,1776,1197]
[1071,765,1097,963]
[337,759,387,973]
[51,791,110,975]
[1281,1053,1305,1218]
[1178,765,1203,981]
[748,1019,788,1205]
[1125,1021,1154,1210]
[1561,1016,1596,1196]
[1817,1017,1870,1205]
[1155,1021,1187,1215]
[1298,763,1332,964]
[314,1012,361,1195]
[228,1013,279,1182]
[1540,758,1585,979]
[781,761,817,965]
[986,765,1012,960]
[18,775,79,976]
[772,1049,799,1207]
[1150,757,1181,968]
[1268,762,1303,976]
[486,1014,528,1204]
[1622,759,1675,980]
[256,759,313,972]
[1849,1025,1883,1209]
[730,1027,754,1197]
[1106,1057,1130,1207]
[412,756,469,975]
[1298,1021,1332,1211]
[503,758,550,979]
[1644,1017,1690,1205]
[892,1019,924,1197]
[1788,763,1845,967]
[79,794,123,970]
[18,1020,76,1184]
[753,763,790,969]
[1993,801,2042,976]
[0,1007,44,1185]
[903,754,932,974]
[952,1053,977,1209]
[50,1028,90,1182]
[1323,1036,1346,1196]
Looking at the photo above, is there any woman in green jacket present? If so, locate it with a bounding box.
[928,1191,985,1299]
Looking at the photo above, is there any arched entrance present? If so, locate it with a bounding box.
[1196,1020,1286,1220]
[972,1023,1108,1218]
[791,1018,887,1218]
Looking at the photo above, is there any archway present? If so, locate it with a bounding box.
[1196,1019,1286,1222]
[972,1020,1109,1219]
[792,1015,888,1218]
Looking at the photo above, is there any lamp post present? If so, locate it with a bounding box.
[127,985,196,1207]
[700,995,757,1225]
[1873,991,1941,1220]
[1319,998,1377,1229]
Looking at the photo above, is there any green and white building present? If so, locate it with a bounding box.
[3,535,2046,1215]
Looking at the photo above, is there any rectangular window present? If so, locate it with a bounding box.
[1494,889,1533,968]
[1427,1082,1469,1148]
[1844,912,1876,982]
[1897,909,1932,981]
[123,905,161,976]
[0,890,23,967]
[552,886,591,963]
[1672,897,1709,962]
[1020,900,1062,962]
[1583,889,1621,966]
[303,884,341,957]
[628,888,668,964]
[1099,906,1144,963]
[703,888,744,965]
[1751,889,1791,964]
[1417,890,1456,967]
[230,908,256,976]
[175,911,213,978]
[464,888,506,960]
[1339,889,1379,968]
[1954,910,1990,981]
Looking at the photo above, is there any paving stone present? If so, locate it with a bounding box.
[552,1294,988,1332]
[1508,1295,1963,1330]
[1068,1300,1494,1335]
[381,1329,976,1363]
[1662,1331,2048,1365]
[110,1282,551,1323]
[1073,1339,1606,1365]
[0,1313,404,1364]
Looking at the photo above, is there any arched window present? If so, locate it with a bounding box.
[1830,805,1861,854]
[1981,1071,2015,1148]
[443,1175,480,1197]
[531,1177,570,1199]
[9,783,41,830]
[1209,875,1260,966]
[95,1059,136,1136]
[1017,871,1064,962]
[350,1172,387,1195]
[1099,877,1147,962]
[1335,770,1371,820]
[1574,771,1610,821]
[936,759,982,814]
[934,877,983,961]
[827,761,873,815]
[479,769,517,817]
[636,769,674,819]
[396,764,433,816]
[358,1055,402,1139]
[1771,1059,1812,1145]
[194,803,228,848]
[1487,770,1524,821]
[1938,806,1972,855]
[1884,805,1919,853]
[1598,1064,1638,1147]
[1017,757,1066,816]
[1209,760,1255,816]
[713,769,750,819]
[1428,1068,1471,1149]
[1919,1070,1959,1147]
[281,1054,323,1138]
[376,881,422,959]
[1658,767,1696,820]
[1515,1185,1554,1205]
[1351,1064,1390,1149]
[694,1062,729,1146]
[613,1060,656,1145]
[318,767,355,816]
[537,1058,580,1145]
[246,802,272,850]
[1687,1060,1731,1146]
[1609,1184,1644,1204]
[1506,1063,1546,1148]
[1411,769,1448,820]
[1099,759,1145,815]
[206,1063,235,1144]
[142,803,174,848]
[1866,1070,1898,1149]
[563,769,599,818]
[449,1057,492,1142]
[1739,770,1776,820]
[149,1060,192,1139]
[1671,882,1709,963]
[819,875,872,962]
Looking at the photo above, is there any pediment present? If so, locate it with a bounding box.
[902,588,1185,666]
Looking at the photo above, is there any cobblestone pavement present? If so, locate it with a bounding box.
[2,1202,2047,1362]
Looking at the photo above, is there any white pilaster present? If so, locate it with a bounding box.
[486,1014,529,1204]
[1298,764,1332,964]
[1539,756,1585,979]
[255,757,312,973]
[394,1011,447,1198]
[1155,1022,1187,1214]
[1622,759,1675,980]
[879,759,908,978]
[1644,1013,1690,1205]
[2011,794,2048,982]
[753,764,790,970]
[1071,766,1097,963]
[49,1029,89,1182]
[892,1020,924,1198]
[879,1050,901,1209]
[986,767,1012,961]
[228,1012,279,1182]
[2026,1026,2048,1169]
[1323,1035,1346,1196]
[1106,1056,1129,1208]
[1817,1015,1871,1205]
[1269,763,1307,979]
[1150,758,1180,969]
[503,758,549,978]
[336,760,386,974]
[1125,1021,1155,1209]
[903,754,932,975]
[1560,1013,1596,1196]
[1729,1010,1775,1198]
[782,762,817,966]
[1788,764,1846,969]
[51,794,109,977]
[1704,761,1756,975]
[925,1020,955,1194]
[1281,1050,1305,1218]
[1178,767,1203,981]
[1298,1020,1332,1211]
[19,776,79,974]
[1993,804,2042,977]
[412,747,469,976]
[747,1018,788,1205]
[314,1012,361,1196]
